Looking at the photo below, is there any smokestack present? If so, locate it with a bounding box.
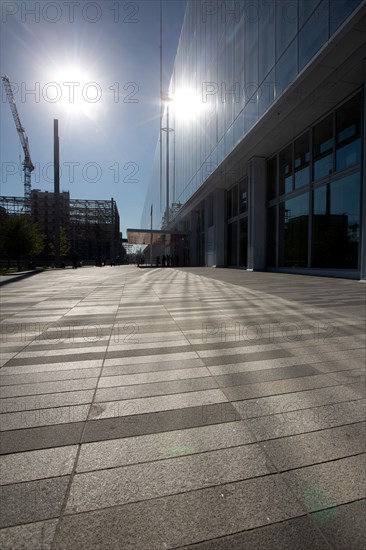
[54,119,60,267]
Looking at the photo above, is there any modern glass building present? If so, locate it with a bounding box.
[141,0,366,278]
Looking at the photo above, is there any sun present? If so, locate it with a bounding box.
[51,65,101,120]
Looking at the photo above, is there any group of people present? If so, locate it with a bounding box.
[156,253,178,267]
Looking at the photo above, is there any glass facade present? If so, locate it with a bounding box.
[227,178,248,266]
[141,0,363,230]
[267,92,362,270]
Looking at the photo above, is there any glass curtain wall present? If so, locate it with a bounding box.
[141,0,363,230]
[266,92,362,270]
[227,177,248,266]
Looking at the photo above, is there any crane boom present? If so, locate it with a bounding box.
[2,75,34,203]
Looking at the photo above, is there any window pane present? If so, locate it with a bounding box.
[313,115,333,181]
[312,172,360,268]
[336,94,362,171]
[294,132,310,189]
[279,145,293,194]
[240,218,248,266]
[227,221,238,266]
[259,0,275,82]
[276,39,297,96]
[227,188,233,219]
[267,205,277,266]
[232,184,238,217]
[259,69,275,117]
[276,0,298,59]
[330,0,362,34]
[240,178,248,213]
[299,0,321,27]
[279,193,309,267]
[267,156,277,200]
[299,0,328,71]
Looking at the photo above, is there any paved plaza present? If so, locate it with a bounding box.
[0,266,365,549]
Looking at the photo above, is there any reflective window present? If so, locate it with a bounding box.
[244,95,258,133]
[299,0,321,27]
[330,0,362,33]
[239,178,248,213]
[299,0,328,71]
[276,0,298,59]
[279,193,309,267]
[240,218,248,266]
[267,157,277,201]
[259,0,275,82]
[279,145,293,194]
[276,39,297,96]
[312,172,360,268]
[294,132,310,189]
[227,221,238,266]
[267,205,277,266]
[227,185,238,219]
[259,69,275,117]
[336,94,362,171]
[313,115,333,181]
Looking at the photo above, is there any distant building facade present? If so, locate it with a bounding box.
[142,0,366,279]
[0,192,123,263]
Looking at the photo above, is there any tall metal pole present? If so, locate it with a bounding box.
[54,119,60,267]
[159,0,163,212]
[150,204,153,266]
[166,101,170,225]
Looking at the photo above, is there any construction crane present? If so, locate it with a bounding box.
[2,75,34,209]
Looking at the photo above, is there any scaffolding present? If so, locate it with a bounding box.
[0,195,122,261]
[0,196,30,217]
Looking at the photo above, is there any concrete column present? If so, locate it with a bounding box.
[213,188,226,266]
[247,157,266,270]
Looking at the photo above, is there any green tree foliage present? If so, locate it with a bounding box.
[49,227,71,258]
[0,215,45,270]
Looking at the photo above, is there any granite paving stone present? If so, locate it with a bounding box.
[0,476,70,528]
[0,445,78,484]
[1,266,365,548]
[77,420,256,471]
[54,475,305,549]
[0,519,58,550]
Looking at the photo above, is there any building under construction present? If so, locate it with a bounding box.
[0,191,124,263]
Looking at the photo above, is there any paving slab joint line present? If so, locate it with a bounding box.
[49,282,126,550]
[229,389,357,550]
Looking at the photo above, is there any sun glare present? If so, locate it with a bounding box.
[51,65,101,120]
[170,89,206,121]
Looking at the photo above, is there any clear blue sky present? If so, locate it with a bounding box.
[0,0,187,236]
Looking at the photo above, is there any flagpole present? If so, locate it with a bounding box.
[150,204,153,266]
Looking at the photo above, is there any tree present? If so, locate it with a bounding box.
[49,227,71,259]
[0,216,45,270]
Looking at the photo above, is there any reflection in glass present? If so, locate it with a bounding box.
[227,221,238,266]
[294,132,310,189]
[259,0,275,82]
[240,218,248,266]
[330,0,362,33]
[276,39,297,95]
[276,0,298,59]
[336,93,361,171]
[240,178,248,214]
[313,115,333,181]
[299,0,328,70]
[279,193,309,267]
[267,205,276,266]
[267,157,277,201]
[279,145,293,194]
[312,173,360,268]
